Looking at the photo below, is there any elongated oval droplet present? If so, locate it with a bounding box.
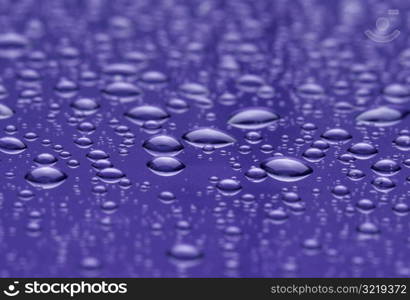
[124,105,169,126]
[25,167,67,189]
[96,167,125,183]
[0,136,27,154]
[0,33,28,59]
[182,128,235,149]
[371,159,401,176]
[228,107,280,130]
[356,106,405,127]
[147,157,185,176]
[143,135,183,156]
[383,83,410,104]
[321,128,352,144]
[260,156,313,182]
[347,142,378,159]
[102,81,142,103]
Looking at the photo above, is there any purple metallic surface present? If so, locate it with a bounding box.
[0,0,409,277]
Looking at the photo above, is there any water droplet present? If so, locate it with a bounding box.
[143,135,183,156]
[54,78,78,98]
[167,243,203,260]
[383,83,410,104]
[321,128,352,144]
[70,98,100,116]
[182,128,235,149]
[166,98,189,114]
[81,257,101,270]
[179,82,209,99]
[25,167,67,189]
[347,142,378,159]
[0,136,27,154]
[140,70,168,88]
[124,105,169,126]
[216,178,242,196]
[266,209,289,224]
[356,199,376,213]
[297,82,325,100]
[311,140,329,150]
[228,107,280,130]
[103,63,137,78]
[371,159,401,176]
[74,136,93,148]
[0,32,28,59]
[302,147,325,162]
[371,177,396,192]
[357,222,380,235]
[86,149,109,161]
[356,106,406,127]
[96,167,125,183]
[392,203,410,216]
[331,185,350,198]
[347,168,365,181]
[158,191,176,204]
[0,103,13,120]
[147,157,185,176]
[101,201,119,214]
[34,153,57,165]
[236,74,264,93]
[261,156,313,182]
[393,135,410,151]
[102,81,142,103]
[245,131,262,144]
[245,166,267,182]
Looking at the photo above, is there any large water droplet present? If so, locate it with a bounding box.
[167,243,203,260]
[0,103,14,120]
[297,82,325,100]
[216,178,242,196]
[25,167,67,189]
[0,32,28,58]
[179,82,209,99]
[245,166,267,182]
[260,156,313,182]
[70,98,100,116]
[34,153,58,165]
[236,74,265,93]
[383,83,410,104]
[102,63,137,78]
[357,222,380,235]
[86,149,109,161]
[96,167,125,183]
[371,177,396,192]
[347,142,378,159]
[124,105,169,126]
[0,136,27,154]
[182,128,235,149]
[228,107,280,130]
[356,106,406,127]
[371,159,401,176]
[393,135,410,151]
[302,147,325,162]
[102,81,142,103]
[143,135,183,156]
[147,157,185,176]
[321,128,352,144]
